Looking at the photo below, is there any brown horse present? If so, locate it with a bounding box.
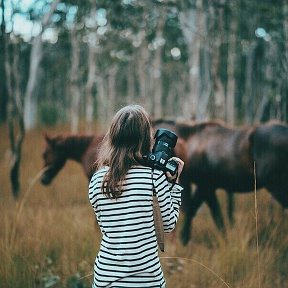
[41,133,104,185]
[41,121,288,246]
[154,119,288,245]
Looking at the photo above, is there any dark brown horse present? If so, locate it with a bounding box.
[41,121,288,246]
[41,133,104,185]
[154,119,288,245]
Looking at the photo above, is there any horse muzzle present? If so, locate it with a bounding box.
[40,167,55,185]
[41,173,52,185]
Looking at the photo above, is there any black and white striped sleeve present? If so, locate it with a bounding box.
[88,169,106,228]
[153,170,183,232]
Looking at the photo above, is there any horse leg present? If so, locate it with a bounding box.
[268,185,288,209]
[205,190,225,233]
[181,186,204,245]
[226,192,235,226]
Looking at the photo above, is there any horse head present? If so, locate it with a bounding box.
[41,134,67,185]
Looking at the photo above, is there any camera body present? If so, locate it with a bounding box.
[143,128,178,175]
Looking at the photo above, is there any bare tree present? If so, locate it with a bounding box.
[226,3,237,125]
[5,38,25,198]
[85,3,98,133]
[210,2,225,119]
[70,25,81,133]
[243,42,257,123]
[94,68,106,126]
[254,42,276,122]
[0,0,7,123]
[152,15,165,119]
[196,4,211,121]
[282,0,288,121]
[23,0,60,130]
[137,37,149,108]
[126,58,136,104]
[179,0,202,119]
[106,65,117,121]
[85,40,97,133]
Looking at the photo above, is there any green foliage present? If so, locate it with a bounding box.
[1,0,287,125]
[39,102,59,126]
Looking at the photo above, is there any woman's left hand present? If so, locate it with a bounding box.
[165,157,184,183]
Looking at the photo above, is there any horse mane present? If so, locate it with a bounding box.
[51,134,95,161]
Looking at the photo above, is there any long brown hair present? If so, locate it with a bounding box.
[96,105,153,199]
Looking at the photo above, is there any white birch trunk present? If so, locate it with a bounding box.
[244,42,257,123]
[23,36,42,130]
[179,0,201,119]
[226,15,237,125]
[196,6,211,121]
[254,43,276,122]
[152,17,165,118]
[85,4,98,132]
[23,0,60,130]
[211,4,225,119]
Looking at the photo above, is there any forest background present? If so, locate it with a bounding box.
[0,0,288,287]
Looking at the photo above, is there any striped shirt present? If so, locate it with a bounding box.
[88,166,183,288]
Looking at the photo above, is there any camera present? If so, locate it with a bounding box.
[143,128,178,175]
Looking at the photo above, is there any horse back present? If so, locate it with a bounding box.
[178,122,255,191]
[250,122,288,185]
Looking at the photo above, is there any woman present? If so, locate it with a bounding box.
[88,104,184,288]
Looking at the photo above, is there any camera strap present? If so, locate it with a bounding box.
[151,169,165,252]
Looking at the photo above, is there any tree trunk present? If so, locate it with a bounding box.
[85,4,98,132]
[137,41,149,108]
[0,0,7,123]
[196,5,211,121]
[107,66,117,121]
[6,39,25,198]
[23,0,60,130]
[152,16,165,119]
[85,42,97,132]
[127,59,135,104]
[179,0,201,119]
[244,42,257,123]
[70,27,81,133]
[211,2,225,119]
[165,82,174,117]
[282,0,288,121]
[95,73,106,126]
[23,36,43,130]
[226,8,237,125]
[254,42,276,122]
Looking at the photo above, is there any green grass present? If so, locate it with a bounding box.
[0,124,287,287]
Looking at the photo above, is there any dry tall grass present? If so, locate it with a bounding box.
[0,124,287,288]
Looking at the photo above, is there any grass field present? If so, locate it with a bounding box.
[0,124,287,288]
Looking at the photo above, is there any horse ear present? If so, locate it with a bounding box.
[44,133,53,145]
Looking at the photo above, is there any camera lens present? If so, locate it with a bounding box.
[149,154,156,161]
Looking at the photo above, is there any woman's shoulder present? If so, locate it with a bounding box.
[129,165,164,176]
[128,165,151,174]
[90,166,108,182]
